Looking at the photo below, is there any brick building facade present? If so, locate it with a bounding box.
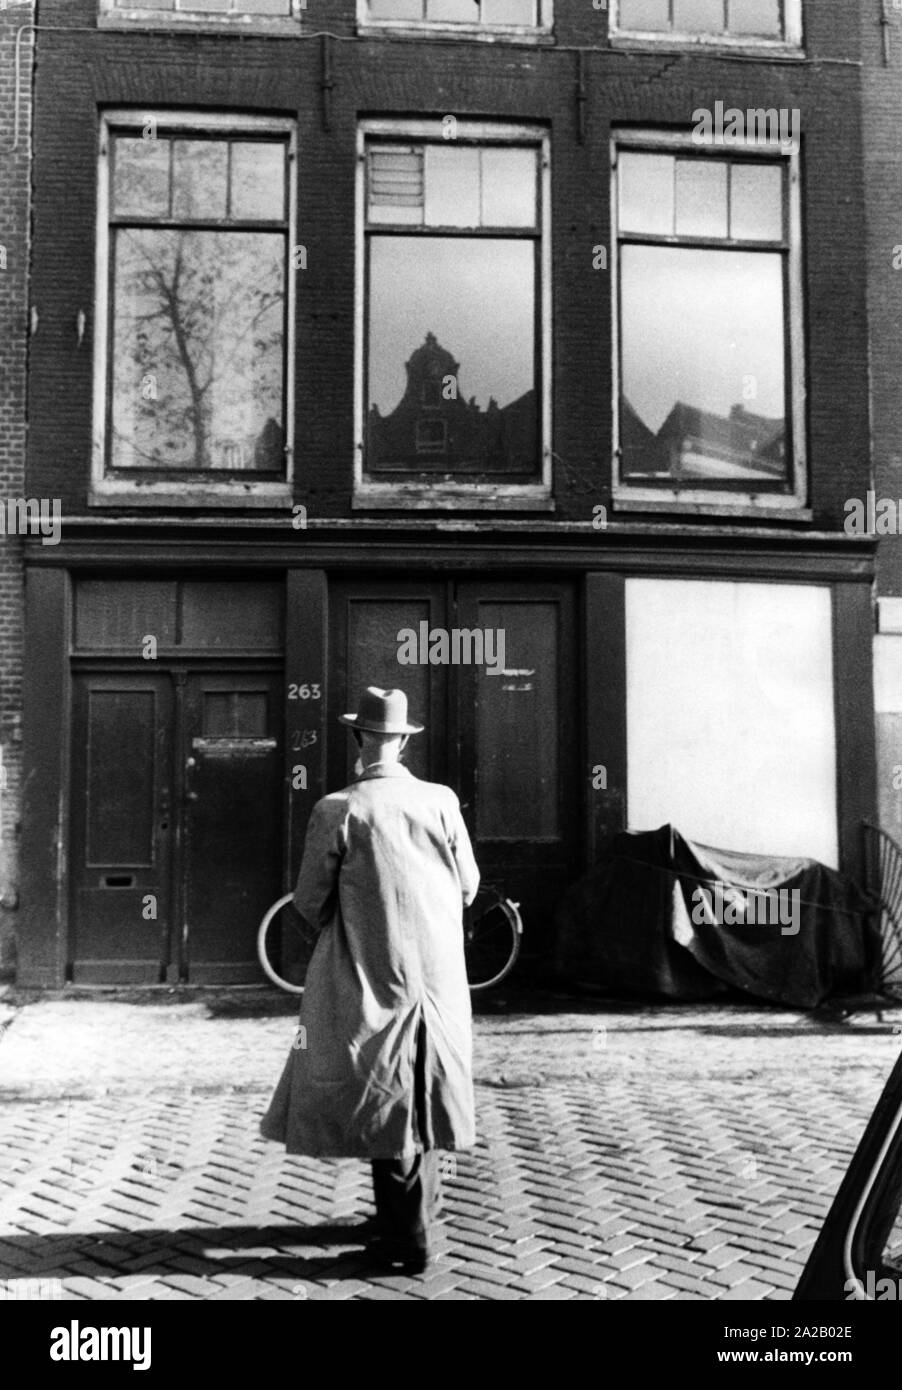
[0,4,34,975]
[14,0,879,985]
[862,1,902,840]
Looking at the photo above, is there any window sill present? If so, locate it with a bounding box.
[612,492,811,522]
[357,22,554,45]
[608,34,804,59]
[353,485,554,512]
[89,483,293,509]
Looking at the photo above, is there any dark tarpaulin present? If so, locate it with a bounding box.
[554,825,880,1009]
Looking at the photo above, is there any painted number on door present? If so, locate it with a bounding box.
[288,683,321,700]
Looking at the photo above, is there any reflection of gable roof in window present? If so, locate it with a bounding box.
[368,333,536,474]
[623,397,785,482]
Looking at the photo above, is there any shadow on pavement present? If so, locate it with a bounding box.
[0,1221,397,1287]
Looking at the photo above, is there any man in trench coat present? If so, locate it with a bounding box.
[260,685,480,1273]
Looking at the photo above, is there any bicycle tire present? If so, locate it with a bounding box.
[465,889,522,992]
[258,885,523,995]
[257,891,307,995]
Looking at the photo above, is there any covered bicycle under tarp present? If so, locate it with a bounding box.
[554,825,884,1009]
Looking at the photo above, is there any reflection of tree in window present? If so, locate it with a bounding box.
[617,150,791,490]
[108,133,289,473]
[364,139,542,479]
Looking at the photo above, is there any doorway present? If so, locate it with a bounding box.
[69,668,283,983]
[328,577,578,955]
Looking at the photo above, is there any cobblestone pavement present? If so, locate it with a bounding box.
[0,989,900,1301]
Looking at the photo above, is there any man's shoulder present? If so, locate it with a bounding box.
[352,774,460,807]
[310,789,353,821]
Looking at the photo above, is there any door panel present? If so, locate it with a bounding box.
[70,674,173,983]
[473,600,560,841]
[328,581,448,789]
[183,672,283,983]
[456,582,578,957]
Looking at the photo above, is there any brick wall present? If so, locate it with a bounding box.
[29,0,869,528]
[862,1,902,840]
[0,2,33,973]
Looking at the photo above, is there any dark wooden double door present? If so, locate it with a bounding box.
[328,579,579,958]
[70,668,283,983]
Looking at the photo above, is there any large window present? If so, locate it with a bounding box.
[356,120,551,508]
[360,0,552,35]
[93,113,295,506]
[612,0,802,45]
[613,132,806,514]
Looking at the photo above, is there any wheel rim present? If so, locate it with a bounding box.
[257,892,310,994]
[465,898,520,991]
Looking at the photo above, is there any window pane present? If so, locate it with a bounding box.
[730,163,783,241]
[675,160,728,238]
[674,0,726,31]
[618,0,670,30]
[619,152,674,235]
[424,146,481,226]
[203,691,269,739]
[172,140,228,220]
[427,0,480,19]
[230,142,286,221]
[112,229,285,471]
[368,147,424,224]
[620,245,786,485]
[367,236,537,474]
[368,0,423,17]
[113,137,170,218]
[482,0,536,22]
[204,693,234,738]
[482,148,537,227]
[728,0,781,35]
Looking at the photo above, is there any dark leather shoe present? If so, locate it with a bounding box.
[367,1237,431,1275]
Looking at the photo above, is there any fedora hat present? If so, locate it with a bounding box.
[339,686,424,736]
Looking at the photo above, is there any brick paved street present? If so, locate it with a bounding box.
[0,988,900,1302]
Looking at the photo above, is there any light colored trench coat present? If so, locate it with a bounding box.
[260,764,480,1159]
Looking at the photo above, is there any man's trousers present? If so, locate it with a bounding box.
[370,1017,443,1252]
[370,1150,442,1251]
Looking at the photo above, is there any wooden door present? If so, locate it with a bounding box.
[454,581,579,957]
[70,672,174,984]
[327,579,449,790]
[182,671,283,983]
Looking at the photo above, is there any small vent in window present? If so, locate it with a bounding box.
[369,147,425,219]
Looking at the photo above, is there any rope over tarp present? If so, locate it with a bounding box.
[554,825,879,1009]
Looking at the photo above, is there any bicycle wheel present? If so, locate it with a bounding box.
[257,892,315,994]
[464,887,522,992]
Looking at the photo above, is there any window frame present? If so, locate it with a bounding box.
[610,127,808,519]
[91,109,297,510]
[354,117,553,511]
[609,0,803,52]
[98,0,304,34]
[357,0,554,43]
